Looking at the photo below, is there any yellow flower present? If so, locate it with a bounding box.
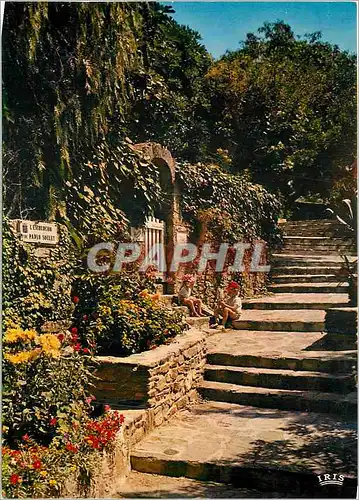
[38,334,61,358]
[40,470,48,477]
[49,480,57,487]
[4,328,38,344]
[4,349,40,364]
[69,465,77,472]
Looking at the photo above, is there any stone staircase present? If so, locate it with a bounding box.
[199,219,357,417]
[128,219,357,495]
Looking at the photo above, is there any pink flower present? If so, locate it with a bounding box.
[104,405,111,412]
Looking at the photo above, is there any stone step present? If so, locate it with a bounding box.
[173,305,189,315]
[206,352,357,374]
[278,247,356,255]
[233,309,325,332]
[268,282,348,294]
[282,236,355,251]
[198,381,357,416]
[271,274,339,284]
[160,294,176,307]
[271,254,353,263]
[130,401,357,495]
[284,231,351,238]
[204,365,355,393]
[116,470,268,498]
[272,266,342,275]
[186,316,209,329]
[280,219,337,226]
[281,242,355,250]
[243,293,349,310]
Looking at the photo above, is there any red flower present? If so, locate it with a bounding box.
[10,474,20,485]
[32,460,42,469]
[49,418,57,426]
[82,348,90,354]
[65,443,78,453]
[73,343,81,352]
[57,333,65,342]
[71,333,79,342]
[73,296,79,304]
[70,327,78,334]
[104,405,111,412]
[83,315,88,321]
[22,434,30,441]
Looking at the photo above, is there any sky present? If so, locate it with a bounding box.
[165,2,357,59]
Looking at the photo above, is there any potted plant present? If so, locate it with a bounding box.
[337,255,358,306]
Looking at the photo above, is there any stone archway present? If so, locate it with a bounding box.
[132,142,186,287]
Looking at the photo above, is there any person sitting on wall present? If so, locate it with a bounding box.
[211,281,242,331]
[178,274,204,317]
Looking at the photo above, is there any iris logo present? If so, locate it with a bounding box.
[317,473,345,486]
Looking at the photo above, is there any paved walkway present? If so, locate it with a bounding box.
[115,471,268,498]
[132,401,356,477]
[206,330,356,358]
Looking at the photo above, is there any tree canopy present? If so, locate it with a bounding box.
[205,21,356,204]
[3,4,356,221]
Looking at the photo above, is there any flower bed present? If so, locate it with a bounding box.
[71,274,188,356]
[2,326,127,498]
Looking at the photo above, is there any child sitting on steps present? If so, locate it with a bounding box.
[178,274,205,317]
[211,281,242,331]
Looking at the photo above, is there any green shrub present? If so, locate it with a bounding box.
[2,403,124,498]
[2,219,77,330]
[2,327,93,445]
[72,274,188,356]
[176,162,282,244]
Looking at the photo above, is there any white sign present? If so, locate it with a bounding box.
[18,220,59,245]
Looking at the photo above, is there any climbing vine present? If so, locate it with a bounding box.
[2,219,78,330]
[176,161,282,244]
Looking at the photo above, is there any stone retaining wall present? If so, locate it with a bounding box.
[324,307,358,350]
[94,329,207,426]
[63,329,207,496]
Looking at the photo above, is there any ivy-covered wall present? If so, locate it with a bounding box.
[2,219,77,330]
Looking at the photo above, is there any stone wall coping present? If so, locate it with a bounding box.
[326,307,358,313]
[95,329,206,368]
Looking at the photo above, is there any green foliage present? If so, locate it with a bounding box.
[2,2,212,222]
[72,275,188,356]
[3,2,142,219]
[2,327,93,446]
[176,162,282,244]
[3,7,356,218]
[2,219,77,330]
[128,4,213,161]
[205,21,356,204]
[2,404,124,498]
